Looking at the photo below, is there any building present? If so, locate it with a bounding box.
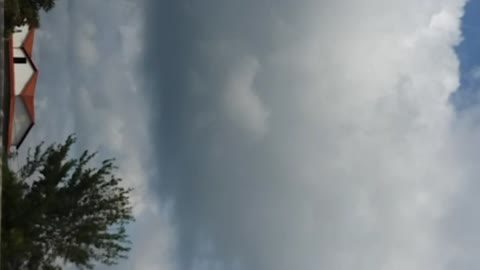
[7,25,38,152]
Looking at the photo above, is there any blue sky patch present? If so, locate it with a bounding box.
[452,0,480,109]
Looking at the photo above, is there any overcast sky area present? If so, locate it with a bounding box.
[20,0,480,269]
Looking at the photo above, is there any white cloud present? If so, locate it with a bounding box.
[129,203,177,270]
[75,21,98,67]
[223,56,268,138]
[33,0,480,269]
[143,1,476,270]
[119,22,143,65]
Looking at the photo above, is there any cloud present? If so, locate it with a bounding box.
[90,201,177,270]
[75,21,98,67]
[30,0,480,270]
[142,1,473,270]
[29,0,174,269]
[222,56,268,138]
[33,0,153,211]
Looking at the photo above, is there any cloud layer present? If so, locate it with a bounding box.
[31,1,175,269]
[142,1,473,270]
[32,0,480,269]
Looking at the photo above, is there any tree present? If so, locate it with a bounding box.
[4,0,57,37]
[29,0,56,11]
[1,136,134,270]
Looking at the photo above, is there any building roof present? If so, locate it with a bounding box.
[20,56,38,122]
[23,29,35,58]
[7,27,38,151]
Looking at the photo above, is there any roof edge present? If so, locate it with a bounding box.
[15,123,34,149]
[23,28,36,57]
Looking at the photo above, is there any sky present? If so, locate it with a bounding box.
[19,0,480,269]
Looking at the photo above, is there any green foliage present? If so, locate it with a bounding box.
[1,136,134,270]
[4,0,57,38]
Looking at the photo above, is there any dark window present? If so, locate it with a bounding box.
[14,57,27,64]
